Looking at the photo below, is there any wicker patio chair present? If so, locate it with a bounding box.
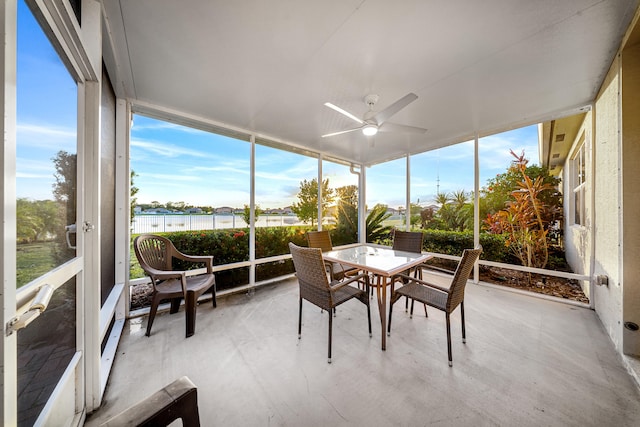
[134,234,216,338]
[289,242,371,363]
[391,230,425,310]
[392,229,424,254]
[388,246,482,366]
[306,230,358,281]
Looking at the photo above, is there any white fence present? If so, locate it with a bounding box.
[132,214,306,234]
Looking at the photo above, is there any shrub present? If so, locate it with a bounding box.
[132,226,547,293]
[255,226,310,258]
[131,227,313,290]
[421,229,515,263]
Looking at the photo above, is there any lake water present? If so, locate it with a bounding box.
[131,214,306,234]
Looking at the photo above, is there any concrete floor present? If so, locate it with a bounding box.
[86,277,640,426]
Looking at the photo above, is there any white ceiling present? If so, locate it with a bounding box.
[102,0,637,166]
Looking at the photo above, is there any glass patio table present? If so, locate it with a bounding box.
[323,244,432,350]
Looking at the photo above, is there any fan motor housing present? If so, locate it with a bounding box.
[364,94,379,107]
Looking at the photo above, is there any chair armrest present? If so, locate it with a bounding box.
[393,273,450,293]
[420,264,454,275]
[330,273,369,291]
[99,376,199,427]
[324,261,337,278]
[173,252,214,273]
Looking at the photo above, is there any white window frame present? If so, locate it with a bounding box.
[571,138,586,226]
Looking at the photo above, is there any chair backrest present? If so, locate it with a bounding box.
[134,234,176,274]
[289,242,333,308]
[306,230,333,252]
[447,246,482,312]
[392,230,424,253]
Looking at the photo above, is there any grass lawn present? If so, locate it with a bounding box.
[16,242,57,288]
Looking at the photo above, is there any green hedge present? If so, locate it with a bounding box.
[132,227,313,290]
[421,230,515,263]
[132,227,546,291]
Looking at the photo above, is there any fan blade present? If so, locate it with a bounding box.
[321,126,363,138]
[379,122,428,134]
[372,93,418,125]
[324,102,363,124]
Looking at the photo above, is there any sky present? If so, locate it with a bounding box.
[16,0,77,202]
[17,0,539,210]
[131,114,539,209]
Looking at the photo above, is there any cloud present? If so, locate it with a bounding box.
[131,118,208,134]
[191,163,250,176]
[17,123,76,150]
[16,157,56,178]
[17,172,52,179]
[130,138,209,158]
[254,169,304,183]
[137,172,200,182]
[16,157,57,199]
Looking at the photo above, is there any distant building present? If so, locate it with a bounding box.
[282,206,294,215]
[215,206,234,214]
[144,208,171,214]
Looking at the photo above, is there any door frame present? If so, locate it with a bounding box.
[1,0,103,424]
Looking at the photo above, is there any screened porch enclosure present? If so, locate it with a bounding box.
[4,1,640,426]
[126,109,589,311]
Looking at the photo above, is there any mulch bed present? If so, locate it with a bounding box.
[130,283,153,311]
[479,266,589,303]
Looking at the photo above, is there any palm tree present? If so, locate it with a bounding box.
[366,204,393,243]
[434,192,450,207]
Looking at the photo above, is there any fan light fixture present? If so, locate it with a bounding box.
[362,124,378,136]
[322,93,427,139]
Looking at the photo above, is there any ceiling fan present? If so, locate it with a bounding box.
[322,93,428,138]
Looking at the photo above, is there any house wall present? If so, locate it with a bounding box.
[621,40,640,355]
[572,17,640,356]
[592,55,624,352]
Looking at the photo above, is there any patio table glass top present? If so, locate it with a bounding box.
[323,244,431,278]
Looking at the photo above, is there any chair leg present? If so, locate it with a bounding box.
[185,292,197,338]
[170,297,181,314]
[298,297,303,339]
[387,299,394,335]
[461,301,466,344]
[146,294,161,337]
[367,301,372,337]
[328,311,333,363]
[408,299,428,318]
[211,287,217,308]
[446,313,453,367]
[405,296,409,312]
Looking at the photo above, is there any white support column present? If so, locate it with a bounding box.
[474,133,480,283]
[115,100,130,316]
[1,1,18,425]
[405,154,411,231]
[318,156,323,230]
[80,78,102,412]
[78,0,104,411]
[360,166,367,243]
[249,135,256,286]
